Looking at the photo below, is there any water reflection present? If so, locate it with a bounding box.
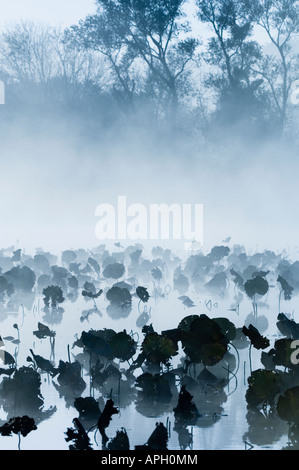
[243,408,288,447]
[0,243,296,449]
[0,366,57,425]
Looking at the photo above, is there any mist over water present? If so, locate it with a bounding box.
[0,118,298,258]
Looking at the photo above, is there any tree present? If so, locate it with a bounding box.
[0,22,58,85]
[64,12,140,112]
[196,0,265,136]
[248,0,299,133]
[66,0,198,122]
[0,21,105,85]
[0,21,107,112]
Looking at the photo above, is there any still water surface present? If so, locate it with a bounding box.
[0,273,294,451]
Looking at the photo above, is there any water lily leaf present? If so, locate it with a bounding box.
[276,313,299,339]
[81,331,113,359]
[209,245,230,262]
[260,350,276,370]
[136,286,150,303]
[106,286,132,308]
[231,327,250,349]
[0,366,44,413]
[135,372,173,402]
[242,324,270,350]
[230,269,244,288]
[29,349,57,376]
[178,296,195,308]
[4,266,35,292]
[277,386,299,424]
[244,276,269,299]
[141,332,178,366]
[136,310,151,329]
[177,315,200,332]
[214,317,237,342]
[173,274,189,294]
[109,330,137,362]
[277,276,294,301]
[108,428,130,451]
[65,418,93,451]
[103,263,125,280]
[147,422,168,450]
[151,267,163,281]
[87,257,101,274]
[42,285,65,308]
[179,314,228,366]
[57,360,86,394]
[82,289,103,299]
[1,351,15,366]
[74,397,101,422]
[204,272,228,294]
[246,369,282,407]
[0,416,37,438]
[173,385,200,425]
[33,322,56,339]
[12,339,20,345]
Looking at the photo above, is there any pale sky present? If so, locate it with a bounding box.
[0,0,96,28]
[0,0,271,45]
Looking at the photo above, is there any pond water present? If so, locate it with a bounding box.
[0,245,297,451]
